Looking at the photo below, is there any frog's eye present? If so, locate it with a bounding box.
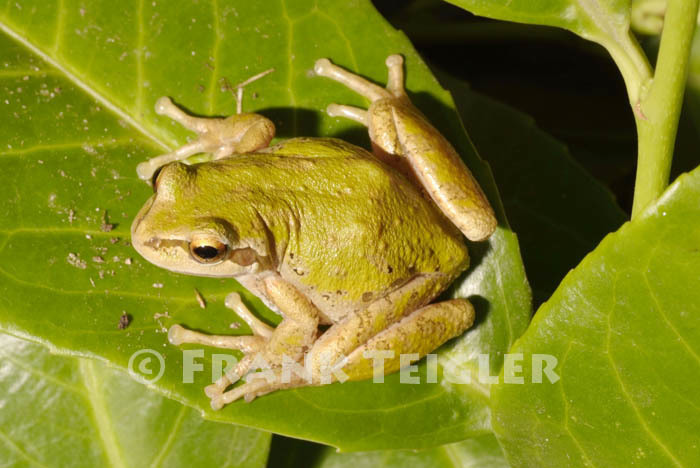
[189,236,228,264]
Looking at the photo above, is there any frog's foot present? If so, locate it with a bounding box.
[210,371,307,409]
[167,292,276,397]
[313,55,404,103]
[137,97,275,182]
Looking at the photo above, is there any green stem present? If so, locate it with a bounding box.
[631,0,700,218]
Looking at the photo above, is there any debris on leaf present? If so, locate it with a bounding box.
[118,312,131,330]
[194,288,206,309]
[100,210,115,232]
[67,252,87,269]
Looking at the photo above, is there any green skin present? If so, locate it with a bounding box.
[133,137,469,324]
[130,55,496,405]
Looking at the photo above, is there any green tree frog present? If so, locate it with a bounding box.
[131,55,497,409]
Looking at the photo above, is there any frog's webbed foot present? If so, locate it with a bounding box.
[137,96,276,182]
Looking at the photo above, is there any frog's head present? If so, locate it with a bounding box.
[131,162,263,278]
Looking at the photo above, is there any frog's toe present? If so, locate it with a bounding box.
[210,395,226,411]
[210,378,269,409]
[204,383,223,398]
[326,104,368,125]
[384,54,405,97]
[385,54,403,68]
[313,58,332,75]
[167,324,186,345]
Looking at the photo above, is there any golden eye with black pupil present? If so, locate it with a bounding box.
[189,236,228,264]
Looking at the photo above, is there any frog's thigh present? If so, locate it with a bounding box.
[342,298,475,380]
[308,274,446,379]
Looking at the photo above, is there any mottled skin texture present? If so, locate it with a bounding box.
[131,55,495,408]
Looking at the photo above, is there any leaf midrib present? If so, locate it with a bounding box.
[78,360,128,468]
[0,19,172,153]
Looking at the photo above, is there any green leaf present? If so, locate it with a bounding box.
[445,0,651,103]
[491,165,700,467]
[266,434,509,468]
[0,0,531,451]
[0,332,270,468]
[440,73,627,306]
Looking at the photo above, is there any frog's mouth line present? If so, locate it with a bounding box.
[143,238,188,251]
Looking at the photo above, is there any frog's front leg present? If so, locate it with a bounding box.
[314,55,497,242]
[137,97,276,181]
[196,275,319,409]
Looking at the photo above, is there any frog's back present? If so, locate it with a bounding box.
[204,137,469,321]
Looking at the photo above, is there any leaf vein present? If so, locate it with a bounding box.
[148,405,187,468]
[0,427,49,468]
[606,272,683,467]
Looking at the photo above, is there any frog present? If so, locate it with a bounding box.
[130,54,497,410]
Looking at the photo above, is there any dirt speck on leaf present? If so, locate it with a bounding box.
[67,253,87,269]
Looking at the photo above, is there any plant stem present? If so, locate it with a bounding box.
[631,0,700,218]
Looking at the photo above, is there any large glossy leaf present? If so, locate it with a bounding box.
[491,165,700,467]
[444,0,635,50]
[445,0,648,103]
[441,73,627,306]
[0,332,269,468]
[0,0,531,451]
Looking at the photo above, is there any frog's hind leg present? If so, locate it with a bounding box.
[315,55,497,242]
[210,279,476,408]
[325,104,368,125]
[210,275,445,408]
[342,298,474,380]
[385,54,406,98]
[314,58,392,101]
